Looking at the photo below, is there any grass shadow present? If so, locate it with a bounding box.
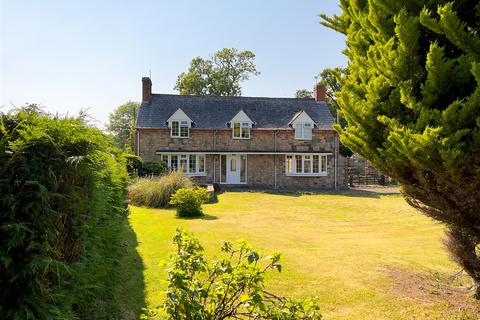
[176,213,219,221]
[114,214,147,319]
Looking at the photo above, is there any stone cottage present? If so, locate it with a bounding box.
[134,77,347,189]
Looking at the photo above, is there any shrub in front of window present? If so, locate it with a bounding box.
[169,187,210,217]
[125,154,143,177]
[128,171,193,208]
[142,229,322,319]
[138,160,167,177]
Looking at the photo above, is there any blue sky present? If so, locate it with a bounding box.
[0,0,346,125]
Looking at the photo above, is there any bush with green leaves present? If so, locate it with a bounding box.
[0,106,129,319]
[139,160,167,177]
[169,187,210,217]
[128,171,193,208]
[142,229,321,319]
[125,153,143,176]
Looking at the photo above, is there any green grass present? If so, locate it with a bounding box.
[129,191,476,319]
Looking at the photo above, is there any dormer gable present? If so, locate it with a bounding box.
[166,108,193,127]
[228,109,254,126]
[229,110,254,139]
[289,111,317,140]
[288,110,317,128]
[166,108,192,138]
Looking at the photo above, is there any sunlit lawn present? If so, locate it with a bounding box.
[129,191,478,319]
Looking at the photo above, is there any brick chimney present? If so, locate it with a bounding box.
[142,77,152,102]
[314,83,326,102]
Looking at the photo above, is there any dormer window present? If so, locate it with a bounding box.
[233,122,251,139]
[229,110,254,140]
[171,120,189,138]
[167,108,192,139]
[294,123,312,140]
[289,111,316,141]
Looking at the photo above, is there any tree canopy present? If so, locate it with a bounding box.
[295,89,313,99]
[107,101,139,150]
[174,48,260,96]
[322,0,480,296]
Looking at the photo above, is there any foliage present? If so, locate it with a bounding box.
[0,106,130,319]
[295,89,313,99]
[318,67,352,157]
[107,101,140,150]
[139,160,168,177]
[125,153,144,177]
[169,187,210,217]
[128,172,193,208]
[174,48,260,96]
[322,0,480,296]
[144,229,321,319]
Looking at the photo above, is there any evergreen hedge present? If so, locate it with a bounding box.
[0,107,130,319]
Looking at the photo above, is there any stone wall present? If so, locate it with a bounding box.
[135,128,348,189]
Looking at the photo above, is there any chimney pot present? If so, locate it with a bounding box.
[314,83,326,102]
[142,77,152,102]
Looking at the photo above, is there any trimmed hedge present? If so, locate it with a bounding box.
[0,107,130,319]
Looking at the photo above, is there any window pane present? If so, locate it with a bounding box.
[179,155,187,173]
[230,158,237,171]
[233,123,241,137]
[180,125,189,137]
[220,155,226,183]
[295,155,302,173]
[198,155,205,173]
[241,127,250,138]
[161,155,168,167]
[240,155,247,183]
[171,121,179,136]
[304,155,311,173]
[304,126,312,140]
[294,123,303,139]
[321,156,327,173]
[189,155,196,173]
[286,155,293,173]
[171,155,178,171]
[313,155,319,173]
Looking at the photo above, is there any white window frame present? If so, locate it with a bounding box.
[159,153,206,176]
[170,120,190,138]
[294,123,313,140]
[232,122,251,139]
[285,154,328,176]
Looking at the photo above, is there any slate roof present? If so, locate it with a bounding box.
[136,94,335,130]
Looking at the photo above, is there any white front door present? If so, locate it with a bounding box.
[226,154,241,184]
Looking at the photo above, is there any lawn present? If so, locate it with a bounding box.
[129,191,479,319]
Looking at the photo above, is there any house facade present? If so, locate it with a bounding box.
[135,77,348,189]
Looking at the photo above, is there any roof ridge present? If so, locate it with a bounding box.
[151,93,316,101]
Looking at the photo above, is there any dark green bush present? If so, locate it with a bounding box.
[128,171,193,208]
[138,160,167,177]
[0,107,130,319]
[125,153,143,177]
[169,187,210,217]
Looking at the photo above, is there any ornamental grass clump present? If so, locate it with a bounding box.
[169,187,210,217]
[128,171,193,208]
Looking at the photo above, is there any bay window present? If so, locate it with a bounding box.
[160,154,206,175]
[285,154,328,176]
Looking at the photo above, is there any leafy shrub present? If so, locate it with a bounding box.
[143,229,322,319]
[138,160,167,177]
[125,153,143,177]
[0,106,130,319]
[128,171,193,208]
[169,187,210,217]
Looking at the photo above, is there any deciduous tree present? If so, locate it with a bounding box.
[322,1,480,297]
[175,48,259,96]
[107,101,139,150]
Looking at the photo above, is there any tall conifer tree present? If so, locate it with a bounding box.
[322,1,480,296]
